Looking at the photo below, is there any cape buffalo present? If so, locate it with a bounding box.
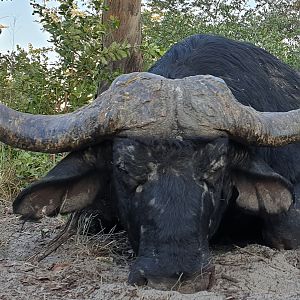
[1,34,300,292]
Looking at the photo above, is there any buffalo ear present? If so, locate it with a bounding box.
[232,158,293,215]
[13,148,105,220]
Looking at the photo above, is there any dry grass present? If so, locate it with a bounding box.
[0,146,62,205]
[75,212,131,264]
[0,150,22,203]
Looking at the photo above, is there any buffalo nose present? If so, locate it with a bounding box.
[128,267,215,293]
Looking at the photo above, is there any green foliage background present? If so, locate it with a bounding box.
[0,0,299,199]
[143,0,300,69]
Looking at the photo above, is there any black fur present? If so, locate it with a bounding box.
[149,34,300,251]
[149,34,300,112]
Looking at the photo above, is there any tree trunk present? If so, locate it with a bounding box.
[98,0,143,95]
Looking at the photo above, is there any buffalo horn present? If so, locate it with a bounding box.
[0,72,299,153]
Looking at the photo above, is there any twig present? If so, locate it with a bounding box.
[27,212,80,263]
[221,273,239,284]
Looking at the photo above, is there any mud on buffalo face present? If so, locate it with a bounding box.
[113,137,231,290]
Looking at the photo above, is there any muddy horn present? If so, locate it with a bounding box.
[0,72,300,153]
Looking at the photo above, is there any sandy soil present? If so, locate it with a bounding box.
[0,204,299,300]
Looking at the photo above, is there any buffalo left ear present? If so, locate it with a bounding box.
[12,145,110,220]
[13,171,101,220]
[232,158,293,215]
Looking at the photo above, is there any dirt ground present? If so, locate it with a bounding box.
[0,203,299,300]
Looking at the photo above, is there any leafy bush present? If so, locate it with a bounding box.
[143,0,300,69]
[0,145,63,201]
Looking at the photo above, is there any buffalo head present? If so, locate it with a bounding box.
[1,73,299,291]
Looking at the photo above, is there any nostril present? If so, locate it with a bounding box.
[128,269,148,286]
[128,257,215,292]
[147,277,179,291]
[146,267,215,293]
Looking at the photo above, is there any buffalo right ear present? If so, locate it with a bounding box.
[13,146,109,220]
[232,157,293,215]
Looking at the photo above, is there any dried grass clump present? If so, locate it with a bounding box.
[75,212,131,264]
[0,146,22,203]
